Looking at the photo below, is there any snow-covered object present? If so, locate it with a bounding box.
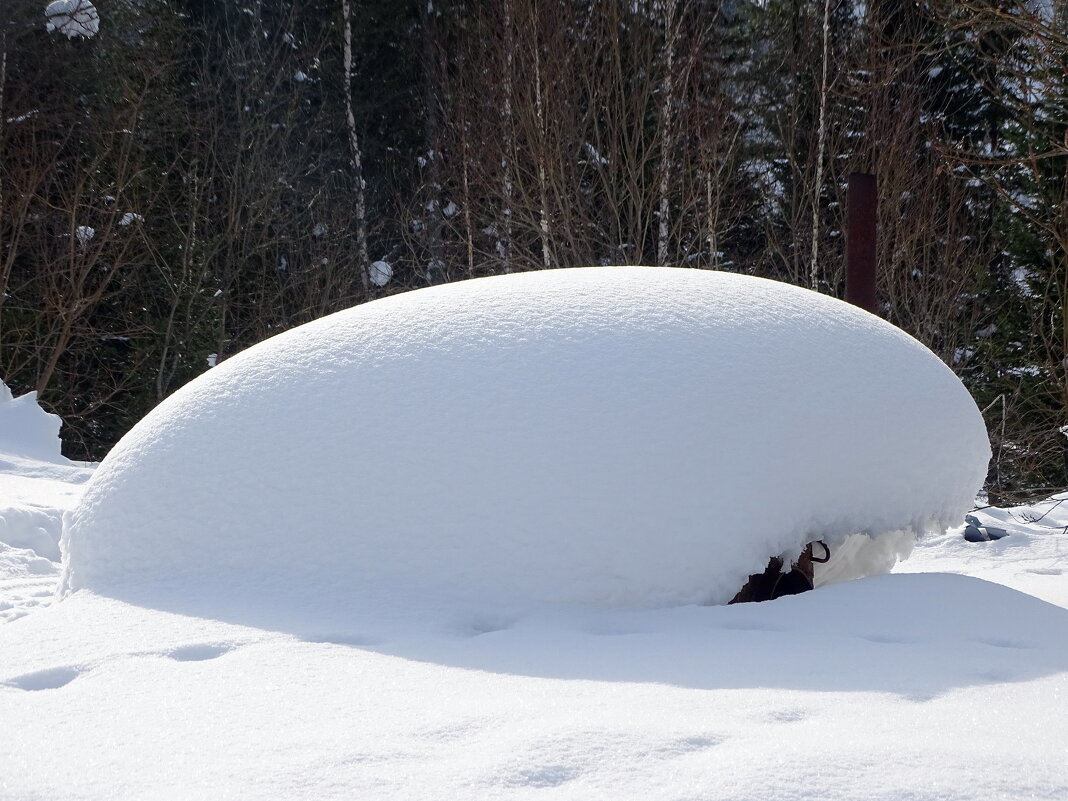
[369,259,392,287]
[0,381,67,464]
[44,0,99,40]
[59,267,990,612]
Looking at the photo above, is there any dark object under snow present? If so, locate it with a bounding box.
[963,515,1009,542]
[729,541,830,604]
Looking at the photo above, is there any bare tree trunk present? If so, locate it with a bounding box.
[533,27,552,270]
[341,0,370,292]
[0,31,8,313]
[809,0,832,290]
[459,77,475,276]
[156,167,201,400]
[501,0,515,271]
[705,166,719,269]
[657,0,679,267]
[422,1,445,284]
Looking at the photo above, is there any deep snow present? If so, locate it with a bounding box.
[1,267,1066,800]
[61,268,988,621]
[1,384,93,620]
[3,498,1068,799]
[4,570,1068,801]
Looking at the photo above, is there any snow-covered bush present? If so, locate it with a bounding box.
[59,267,990,613]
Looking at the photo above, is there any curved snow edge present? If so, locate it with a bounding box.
[58,267,990,613]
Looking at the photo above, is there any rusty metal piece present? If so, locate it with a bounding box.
[810,540,831,563]
[729,557,785,604]
[728,542,825,605]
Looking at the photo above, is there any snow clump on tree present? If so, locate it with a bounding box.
[369,260,392,287]
[44,1,100,40]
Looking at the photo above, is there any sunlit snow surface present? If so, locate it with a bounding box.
[1,383,93,619]
[2,267,1066,799]
[3,502,1068,799]
[60,268,989,616]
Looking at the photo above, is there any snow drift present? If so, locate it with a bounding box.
[1,381,68,464]
[1,379,90,564]
[59,267,989,614]
[1,380,94,618]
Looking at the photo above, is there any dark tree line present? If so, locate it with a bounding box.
[2,0,1066,501]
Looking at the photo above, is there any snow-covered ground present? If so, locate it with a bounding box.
[0,384,94,623]
[4,454,1067,800]
[2,269,1066,800]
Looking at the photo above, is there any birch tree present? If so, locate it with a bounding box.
[657,0,680,266]
[341,0,370,292]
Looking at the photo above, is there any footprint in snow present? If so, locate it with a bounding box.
[4,665,84,691]
[858,633,916,645]
[976,638,1034,650]
[653,734,726,755]
[766,708,809,724]
[468,617,516,636]
[501,763,581,789]
[167,643,234,662]
[718,621,787,633]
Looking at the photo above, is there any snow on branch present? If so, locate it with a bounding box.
[45,0,100,40]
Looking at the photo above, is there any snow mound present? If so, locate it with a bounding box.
[0,504,65,562]
[60,267,990,616]
[0,381,68,464]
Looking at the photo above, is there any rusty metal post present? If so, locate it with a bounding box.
[846,172,878,315]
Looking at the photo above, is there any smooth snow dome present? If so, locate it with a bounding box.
[60,267,989,617]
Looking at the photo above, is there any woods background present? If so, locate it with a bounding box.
[1,0,1065,501]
